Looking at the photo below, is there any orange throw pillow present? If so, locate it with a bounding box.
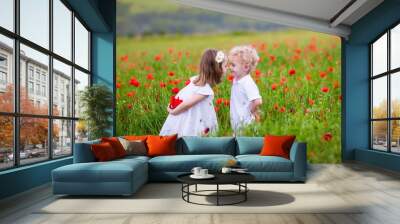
[146,134,178,157]
[260,135,296,159]
[101,137,126,158]
[124,135,148,141]
[91,142,117,161]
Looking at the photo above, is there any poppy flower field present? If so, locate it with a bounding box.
[116,30,341,163]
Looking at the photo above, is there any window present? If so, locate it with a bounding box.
[53,0,72,60]
[371,23,400,154]
[0,0,91,170]
[28,81,34,94]
[0,34,13,113]
[74,17,90,70]
[20,0,49,49]
[0,0,14,32]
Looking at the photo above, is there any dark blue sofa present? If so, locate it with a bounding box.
[52,137,307,196]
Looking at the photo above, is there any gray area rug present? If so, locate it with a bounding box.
[37,183,362,214]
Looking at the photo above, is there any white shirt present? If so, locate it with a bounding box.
[230,75,261,133]
[160,76,218,137]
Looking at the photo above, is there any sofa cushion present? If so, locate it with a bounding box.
[73,139,101,163]
[149,154,235,172]
[236,155,293,172]
[147,134,178,157]
[53,159,147,183]
[91,142,118,161]
[177,137,236,155]
[235,137,264,155]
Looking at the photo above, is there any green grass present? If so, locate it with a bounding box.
[116,29,342,163]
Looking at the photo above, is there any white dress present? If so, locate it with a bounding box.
[230,75,261,134]
[159,76,218,137]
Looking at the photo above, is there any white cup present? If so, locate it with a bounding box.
[200,169,208,176]
[191,167,202,176]
[221,167,232,174]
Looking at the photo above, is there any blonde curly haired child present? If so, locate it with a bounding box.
[228,45,262,134]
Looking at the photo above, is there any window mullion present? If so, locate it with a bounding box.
[388,30,391,153]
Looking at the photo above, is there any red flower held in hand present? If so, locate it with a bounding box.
[321,86,329,93]
[323,132,333,141]
[169,96,183,109]
[288,69,296,76]
[172,87,180,94]
[129,77,140,87]
[185,79,191,86]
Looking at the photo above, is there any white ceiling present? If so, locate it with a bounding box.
[175,0,384,38]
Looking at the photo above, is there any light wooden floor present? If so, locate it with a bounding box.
[1,162,400,224]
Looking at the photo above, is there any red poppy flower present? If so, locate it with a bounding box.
[269,55,276,62]
[120,55,128,62]
[273,103,279,110]
[160,82,166,88]
[168,71,175,77]
[127,103,132,109]
[306,73,312,81]
[154,54,162,61]
[146,73,154,80]
[227,74,234,82]
[255,69,261,76]
[323,132,333,141]
[327,66,334,73]
[126,91,136,97]
[280,106,286,113]
[308,98,314,106]
[169,96,183,109]
[185,79,191,86]
[216,98,223,105]
[168,48,174,54]
[288,69,296,76]
[214,106,220,112]
[321,87,329,93]
[224,99,230,106]
[271,83,278,90]
[319,71,327,78]
[116,83,121,88]
[333,80,340,89]
[280,77,287,85]
[129,78,140,87]
[172,87,180,94]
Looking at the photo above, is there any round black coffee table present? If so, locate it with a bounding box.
[177,173,255,206]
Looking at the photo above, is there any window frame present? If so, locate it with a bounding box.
[370,20,400,154]
[0,0,92,171]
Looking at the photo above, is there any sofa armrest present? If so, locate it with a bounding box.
[73,141,99,163]
[289,142,307,181]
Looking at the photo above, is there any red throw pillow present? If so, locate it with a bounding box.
[101,137,126,158]
[91,142,117,162]
[146,134,178,157]
[260,135,296,159]
[124,135,148,141]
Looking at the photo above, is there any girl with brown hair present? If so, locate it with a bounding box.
[159,49,227,137]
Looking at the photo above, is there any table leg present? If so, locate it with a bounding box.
[217,184,219,206]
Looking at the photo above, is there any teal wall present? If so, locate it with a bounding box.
[0,0,116,200]
[343,0,400,171]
